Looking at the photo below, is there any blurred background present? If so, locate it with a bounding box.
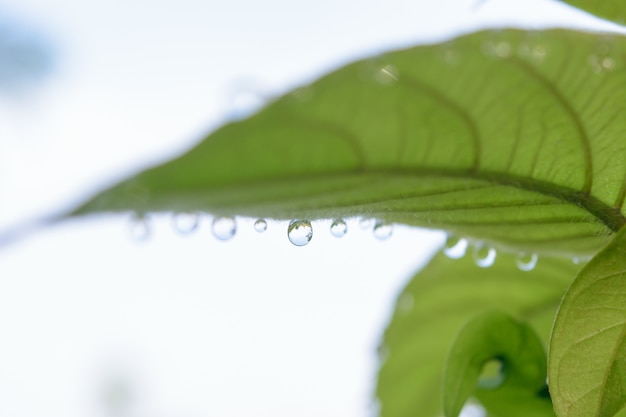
[0,1,619,416]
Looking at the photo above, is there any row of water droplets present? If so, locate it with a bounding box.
[443,234,538,272]
[443,234,592,271]
[129,213,394,246]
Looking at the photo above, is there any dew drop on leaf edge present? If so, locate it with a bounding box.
[172,211,200,235]
[128,214,151,242]
[288,220,313,246]
[212,216,237,241]
[359,217,374,230]
[375,64,399,85]
[253,218,267,233]
[330,219,347,238]
[515,252,537,272]
[373,220,393,240]
[473,242,496,268]
[443,234,468,259]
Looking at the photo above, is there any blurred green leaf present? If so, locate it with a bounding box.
[377,249,580,417]
[560,1,626,25]
[71,29,626,256]
[443,311,553,417]
[549,226,626,417]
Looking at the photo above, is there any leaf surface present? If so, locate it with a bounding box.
[443,311,553,417]
[549,226,626,417]
[561,1,626,25]
[72,29,626,255]
[376,248,580,417]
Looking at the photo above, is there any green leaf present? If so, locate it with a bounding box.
[70,29,626,255]
[560,1,626,25]
[443,311,553,417]
[549,226,626,417]
[376,249,580,417]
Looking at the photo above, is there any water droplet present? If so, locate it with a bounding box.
[359,217,374,230]
[478,357,506,389]
[397,293,414,313]
[482,39,511,59]
[288,220,313,246]
[225,82,266,120]
[373,220,393,240]
[459,403,487,417]
[211,216,236,241]
[530,45,547,61]
[253,219,267,233]
[375,64,399,85]
[572,255,592,265]
[589,39,616,73]
[589,54,615,73]
[291,85,314,102]
[440,43,460,64]
[377,344,389,363]
[172,212,200,234]
[473,242,496,268]
[516,252,538,272]
[128,215,151,242]
[330,219,348,238]
[443,235,468,259]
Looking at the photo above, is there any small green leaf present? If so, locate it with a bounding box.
[443,311,553,417]
[549,226,626,417]
[377,249,580,417]
[69,29,626,255]
[560,1,626,25]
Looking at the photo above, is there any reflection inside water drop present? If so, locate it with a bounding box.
[373,220,393,240]
[330,219,347,238]
[443,235,468,259]
[288,220,313,246]
[128,215,151,242]
[172,212,200,235]
[478,357,506,389]
[473,242,496,268]
[516,252,537,272]
[211,216,236,241]
[254,219,267,233]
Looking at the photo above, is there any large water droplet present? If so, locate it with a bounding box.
[128,215,151,242]
[212,216,236,241]
[172,212,199,235]
[288,220,313,246]
[516,252,537,272]
[254,219,267,233]
[373,220,393,240]
[478,357,506,389]
[443,235,468,259]
[330,219,347,238]
[473,242,496,268]
[375,64,399,85]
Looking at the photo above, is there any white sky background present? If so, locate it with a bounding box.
[0,1,621,417]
